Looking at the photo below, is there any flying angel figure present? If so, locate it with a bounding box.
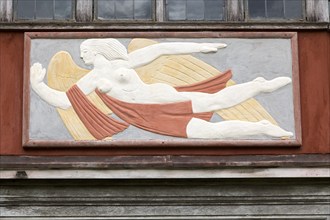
[30,38,293,140]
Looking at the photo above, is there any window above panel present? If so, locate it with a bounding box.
[95,0,154,21]
[14,0,74,21]
[94,0,227,22]
[246,0,305,21]
[1,0,329,29]
[165,0,226,21]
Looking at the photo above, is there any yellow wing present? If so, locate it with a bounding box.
[128,38,278,125]
[47,51,112,140]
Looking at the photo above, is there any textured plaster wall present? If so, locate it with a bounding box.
[1,178,329,218]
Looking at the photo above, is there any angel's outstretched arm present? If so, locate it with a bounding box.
[127,42,227,68]
[30,63,71,109]
[31,63,109,109]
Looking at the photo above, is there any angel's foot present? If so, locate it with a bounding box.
[259,120,293,138]
[253,77,292,93]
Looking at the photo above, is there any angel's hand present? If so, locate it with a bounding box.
[30,63,46,86]
[200,43,227,53]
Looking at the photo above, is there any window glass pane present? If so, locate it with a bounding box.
[166,0,225,21]
[115,0,134,19]
[17,0,35,19]
[98,0,115,20]
[249,0,266,18]
[187,0,204,20]
[267,0,284,18]
[134,0,152,20]
[249,0,304,20]
[284,0,303,19]
[16,0,73,20]
[36,0,54,19]
[54,0,72,19]
[204,0,225,20]
[167,0,186,20]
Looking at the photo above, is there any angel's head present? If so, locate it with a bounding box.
[80,38,129,65]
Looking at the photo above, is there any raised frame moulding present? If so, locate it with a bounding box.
[22,32,301,148]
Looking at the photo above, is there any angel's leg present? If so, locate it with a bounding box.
[186,118,293,139]
[180,77,291,113]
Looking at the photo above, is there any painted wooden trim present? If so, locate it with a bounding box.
[227,0,244,21]
[23,140,302,148]
[1,167,329,179]
[24,31,298,39]
[155,0,164,22]
[0,0,12,22]
[3,217,330,220]
[1,155,329,169]
[290,33,302,146]
[306,0,330,22]
[76,0,93,22]
[0,22,328,30]
[22,31,302,148]
[22,34,31,147]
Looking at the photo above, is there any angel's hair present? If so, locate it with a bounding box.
[81,38,129,61]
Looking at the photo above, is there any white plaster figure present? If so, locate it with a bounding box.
[30,38,293,139]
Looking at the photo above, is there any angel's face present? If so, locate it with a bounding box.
[80,48,95,65]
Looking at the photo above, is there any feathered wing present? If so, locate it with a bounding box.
[47,51,112,140]
[129,38,278,125]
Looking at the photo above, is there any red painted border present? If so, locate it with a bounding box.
[22,32,302,148]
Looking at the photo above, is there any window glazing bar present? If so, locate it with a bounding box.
[76,0,93,22]
[306,0,329,22]
[156,0,164,21]
[0,0,13,22]
[227,0,244,21]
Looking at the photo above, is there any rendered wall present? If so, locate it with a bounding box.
[0,31,329,155]
[1,178,329,218]
[0,31,329,219]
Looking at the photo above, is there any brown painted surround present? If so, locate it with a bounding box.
[0,31,329,156]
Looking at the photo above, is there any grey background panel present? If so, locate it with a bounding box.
[29,37,294,140]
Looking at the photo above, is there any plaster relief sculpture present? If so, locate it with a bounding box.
[29,38,293,141]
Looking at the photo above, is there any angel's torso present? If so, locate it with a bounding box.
[76,66,189,104]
